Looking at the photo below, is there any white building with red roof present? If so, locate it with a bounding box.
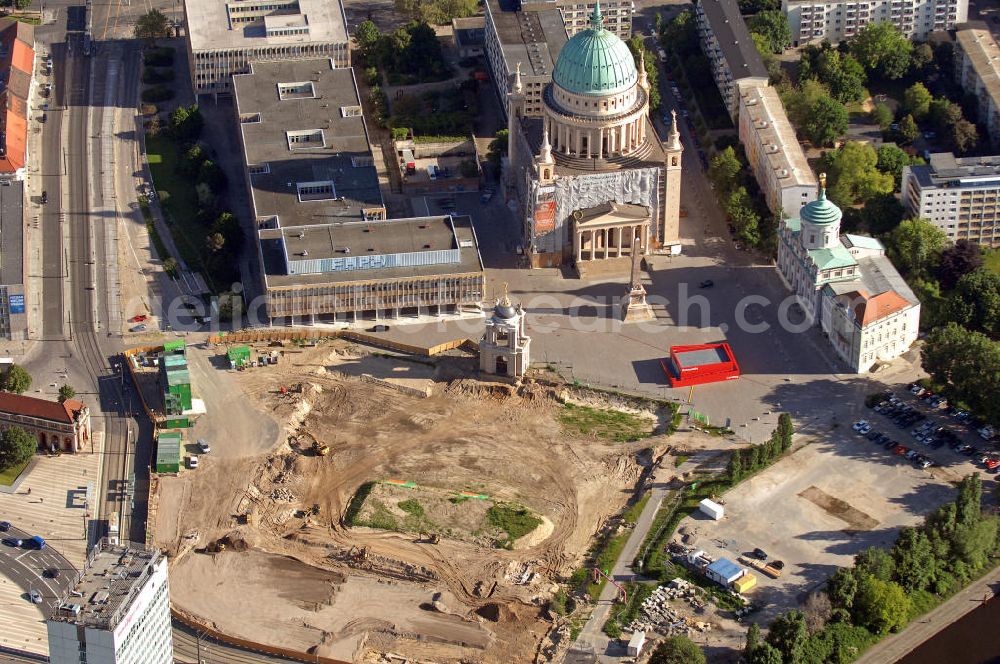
[0,392,91,453]
[778,175,920,373]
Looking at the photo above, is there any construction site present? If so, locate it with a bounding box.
[152,337,677,663]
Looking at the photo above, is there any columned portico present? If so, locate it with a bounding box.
[572,202,652,262]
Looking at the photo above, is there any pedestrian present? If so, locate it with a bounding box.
[39,497,43,503]
[26,487,31,495]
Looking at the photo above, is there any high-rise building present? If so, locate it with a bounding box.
[182,0,350,97]
[902,151,1000,247]
[738,85,817,219]
[784,0,967,46]
[694,0,770,120]
[47,543,172,664]
[954,25,1000,146]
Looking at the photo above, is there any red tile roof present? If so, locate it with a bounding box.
[0,392,85,423]
[0,19,33,175]
[835,289,912,327]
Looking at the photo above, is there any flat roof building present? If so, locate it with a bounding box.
[738,85,817,219]
[902,151,1000,246]
[47,543,172,664]
[695,0,769,119]
[183,0,350,96]
[784,0,966,46]
[0,180,26,339]
[955,25,1000,147]
[233,59,484,322]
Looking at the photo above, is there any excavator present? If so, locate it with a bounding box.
[295,428,330,456]
[417,532,440,545]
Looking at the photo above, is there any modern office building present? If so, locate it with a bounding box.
[784,0,966,46]
[694,0,770,120]
[506,5,683,267]
[233,59,484,322]
[954,25,1000,146]
[777,176,919,372]
[902,151,1000,246]
[182,0,350,96]
[451,16,486,58]
[738,85,817,218]
[483,0,635,119]
[0,19,34,180]
[47,543,172,664]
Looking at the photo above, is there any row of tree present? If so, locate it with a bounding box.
[727,413,793,482]
[748,474,997,664]
[707,147,775,250]
[626,35,661,112]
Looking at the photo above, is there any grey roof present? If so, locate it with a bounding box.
[261,214,484,288]
[453,16,486,47]
[826,254,919,306]
[910,151,1000,189]
[233,60,383,228]
[675,346,730,368]
[697,0,768,80]
[184,0,349,52]
[48,544,163,630]
[0,180,22,286]
[487,0,568,78]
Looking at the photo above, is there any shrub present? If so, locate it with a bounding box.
[141,85,175,103]
[143,46,175,67]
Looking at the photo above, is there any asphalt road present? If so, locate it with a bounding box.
[0,524,77,616]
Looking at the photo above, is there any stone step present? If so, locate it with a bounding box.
[554,140,656,171]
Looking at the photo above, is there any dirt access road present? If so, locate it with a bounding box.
[155,341,672,663]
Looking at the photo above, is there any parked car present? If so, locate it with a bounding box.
[186,455,199,469]
[29,590,42,604]
[129,323,146,332]
[129,314,148,323]
[367,324,390,332]
[43,568,59,579]
[3,537,23,547]
[859,423,872,434]
[752,548,768,560]
[852,420,869,431]
[197,439,211,454]
[40,191,48,204]
[0,521,9,532]
[699,279,714,288]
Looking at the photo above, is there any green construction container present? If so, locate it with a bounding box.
[163,339,186,354]
[162,417,191,429]
[155,432,182,473]
[163,354,188,370]
[227,345,251,368]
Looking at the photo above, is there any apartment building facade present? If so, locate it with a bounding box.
[738,85,817,218]
[955,25,1000,146]
[183,0,351,96]
[902,152,1000,247]
[784,0,966,46]
[694,0,770,120]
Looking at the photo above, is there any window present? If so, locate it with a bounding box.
[340,105,362,117]
[248,163,270,175]
[276,81,316,100]
[296,180,336,201]
[240,112,261,123]
[286,129,325,150]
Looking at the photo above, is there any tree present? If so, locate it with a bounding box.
[205,232,225,253]
[922,324,1000,426]
[876,144,911,190]
[727,450,744,483]
[725,186,762,247]
[815,49,867,104]
[951,119,978,155]
[886,218,947,279]
[944,269,1000,338]
[827,567,859,609]
[170,104,203,142]
[353,20,382,61]
[0,364,31,395]
[852,574,911,635]
[750,642,784,664]
[849,22,912,80]
[57,385,76,403]
[709,146,744,195]
[928,98,963,133]
[903,82,932,120]
[766,610,808,663]
[803,591,833,633]
[803,95,848,147]
[748,11,791,54]
[745,623,762,660]
[892,526,937,592]
[854,547,895,582]
[212,211,243,252]
[826,142,894,207]
[649,636,707,664]
[911,42,934,73]
[662,10,699,57]
[777,413,793,452]
[956,473,983,526]
[488,129,508,165]
[394,0,422,21]
[861,192,906,234]
[937,240,983,290]
[898,114,920,145]
[134,9,172,45]
[627,36,661,111]
[870,102,894,130]
[0,426,36,469]
[162,257,178,275]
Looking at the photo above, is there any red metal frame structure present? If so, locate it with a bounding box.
[660,343,741,388]
[591,568,628,603]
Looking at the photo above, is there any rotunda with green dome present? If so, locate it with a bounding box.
[798,173,843,250]
[540,1,653,161]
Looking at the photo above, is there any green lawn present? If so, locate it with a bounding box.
[559,403,655,442]
[0,458,31,486]
[984,249,1000,276]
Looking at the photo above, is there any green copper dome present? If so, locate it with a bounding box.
[800,174,842,226]
[552,2,638,97]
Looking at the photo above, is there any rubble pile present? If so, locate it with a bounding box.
[624,579,710,636]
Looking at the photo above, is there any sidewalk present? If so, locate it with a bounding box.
[854,565,1000,664]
